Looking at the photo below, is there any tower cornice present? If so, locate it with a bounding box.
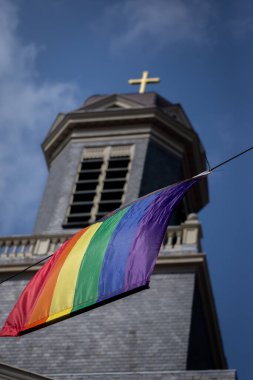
[42,103,208,212]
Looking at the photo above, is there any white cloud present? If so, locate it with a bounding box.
[0,0,78,235]
[102,0,216,51]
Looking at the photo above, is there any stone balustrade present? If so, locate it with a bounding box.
[161,213,202,254]
[0,214,202,261]
[0,234,70,260]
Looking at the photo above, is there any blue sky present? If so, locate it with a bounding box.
[0,0,252,378]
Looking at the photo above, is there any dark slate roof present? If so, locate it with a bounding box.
[83,92,173,108]
[0,274,195,379]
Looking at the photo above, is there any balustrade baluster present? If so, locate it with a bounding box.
[17,240,27,258]
[0,241,8,258]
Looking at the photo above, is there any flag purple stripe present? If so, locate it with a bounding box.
[124,179,199,291]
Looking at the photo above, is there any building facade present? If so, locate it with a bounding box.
[0,92,236,380]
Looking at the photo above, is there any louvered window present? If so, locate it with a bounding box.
[63,146,133,229]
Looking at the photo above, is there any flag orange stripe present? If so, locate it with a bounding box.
[47,223,102,319]
[26,228,88,327]
[23,317,48,332]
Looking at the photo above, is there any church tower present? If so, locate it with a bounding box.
[0,74,236,380]
[34,91,208,234]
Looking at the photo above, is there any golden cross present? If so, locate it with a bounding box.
[128,71,160,94]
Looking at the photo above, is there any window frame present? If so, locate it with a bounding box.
[63,145,134,229]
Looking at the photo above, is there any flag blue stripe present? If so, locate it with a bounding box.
[97,191,161,301]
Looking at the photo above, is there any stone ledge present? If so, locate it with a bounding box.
[47,370,237,380]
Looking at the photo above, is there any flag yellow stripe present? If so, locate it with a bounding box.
[47,307,72,322]
[48,223,102,318]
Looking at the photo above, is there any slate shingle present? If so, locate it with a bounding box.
[0,274,195,378]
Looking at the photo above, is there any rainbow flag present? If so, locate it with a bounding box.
[0,175,205,336]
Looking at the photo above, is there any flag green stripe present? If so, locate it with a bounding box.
[72,208,129,312]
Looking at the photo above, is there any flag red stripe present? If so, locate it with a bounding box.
[26,229,87,327]
[0,241,69,336]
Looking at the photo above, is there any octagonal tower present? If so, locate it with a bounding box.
[34,92,208,234]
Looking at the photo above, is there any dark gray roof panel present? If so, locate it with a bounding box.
[83,92,173,108]
[0,274,194,379]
